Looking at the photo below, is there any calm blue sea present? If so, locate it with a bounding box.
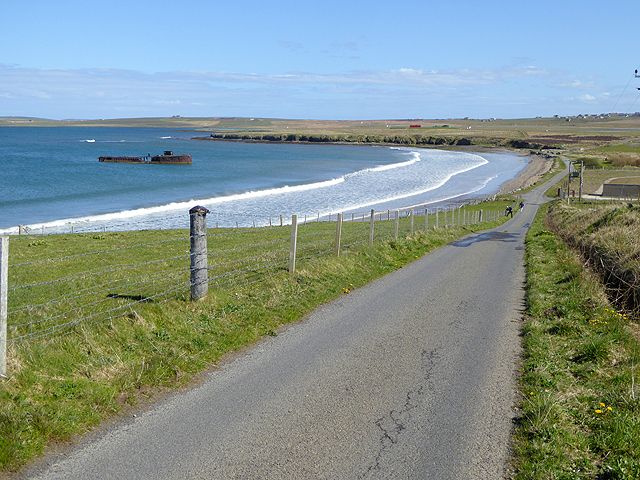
[0,127,526,233]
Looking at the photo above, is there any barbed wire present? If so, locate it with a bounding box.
[4,196,507,344]
[9,253,189,292]
[9,270,189,331]
[10,283,187,342]
[10,236,190,268]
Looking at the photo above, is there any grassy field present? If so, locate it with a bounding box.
[0,201,514,471]
[512,202,640,479]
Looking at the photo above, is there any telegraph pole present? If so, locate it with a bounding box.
[566,162,572,204]
[578,161,584,201]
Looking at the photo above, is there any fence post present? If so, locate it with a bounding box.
[394,210,399,240]
[335,213,343,256]
[410,209,415,234]
[280,215,283,227]
[479,209,483,223]
[424,209,429,230]
[289,214,298,274]
[189,206,209,301]
[0,237,7,378]
[369,209,375,246]
[435,208,439,228]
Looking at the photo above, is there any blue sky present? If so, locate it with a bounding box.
[1,0,638,119]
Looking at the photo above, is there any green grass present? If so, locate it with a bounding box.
[512,201,640,479]
[545,167,640,198]
[0,202,512,471]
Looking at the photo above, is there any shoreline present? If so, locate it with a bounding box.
[1,144,543,235]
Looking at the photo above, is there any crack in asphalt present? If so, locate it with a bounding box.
[358,349,438,478]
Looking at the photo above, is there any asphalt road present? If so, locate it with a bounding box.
[25,171,563,480]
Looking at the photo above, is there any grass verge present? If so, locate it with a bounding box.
[1,202,511,471]
[512,201,640,479]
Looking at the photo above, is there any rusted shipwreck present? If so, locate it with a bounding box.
[98,151,192,165]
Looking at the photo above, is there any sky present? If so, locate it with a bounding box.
[0,0,639,120]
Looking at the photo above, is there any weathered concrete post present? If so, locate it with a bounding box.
[479,209,483,223]
[424,208,429,230]
[189,206,209,301]
[280,215,283,227]
[289,214,298,275]
[435,208,439,229]
[0,237,7,378]
[369,209,375,246]
[394,210,399,240]
[335,213,343,256]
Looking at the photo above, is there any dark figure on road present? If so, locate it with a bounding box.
[505,206,513,218]
[519,201,524,210]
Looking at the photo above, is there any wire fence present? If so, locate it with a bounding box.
[0,198,514,376]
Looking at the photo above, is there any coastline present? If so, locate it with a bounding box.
[497,153,554,194]
[192,134,551,194]
[1,139,542,235]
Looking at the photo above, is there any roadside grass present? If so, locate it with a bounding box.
[0,201,512,471]
[512,201,640,479]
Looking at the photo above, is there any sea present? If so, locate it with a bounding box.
[0,127,527,233]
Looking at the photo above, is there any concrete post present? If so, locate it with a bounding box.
[189,206,209,301]
[410,209,415,234]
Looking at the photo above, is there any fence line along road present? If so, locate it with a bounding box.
[0,197,515,376]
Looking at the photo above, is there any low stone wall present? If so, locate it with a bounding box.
[602,183,640,198]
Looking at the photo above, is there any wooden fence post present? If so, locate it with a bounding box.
[335,213,343,256]
[280,215,283,227]
[189,206,209,301]
[369,209,375,246]
[479,209,483,223]
[289,214,298,274]
[0,237,8,378]
[394,210,399,240]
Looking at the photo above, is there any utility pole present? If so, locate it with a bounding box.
[566,162,572,204]
[578,161,584,201]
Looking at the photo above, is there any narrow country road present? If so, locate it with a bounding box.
[23,169,565,480]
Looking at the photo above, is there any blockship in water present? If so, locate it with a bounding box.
[98,151,192,165]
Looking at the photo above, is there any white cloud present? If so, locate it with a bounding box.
[578,94,596,102]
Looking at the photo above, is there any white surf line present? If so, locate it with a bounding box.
[321,155,489,217]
